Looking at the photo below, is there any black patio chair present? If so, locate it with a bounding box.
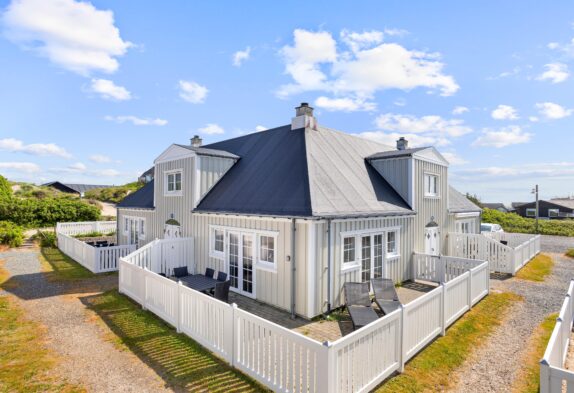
[343,282,379,330]
[371,277,401,315]
[214,280,231,303]
[216,271,228,282]
[205,267,215,278]
[173,266,189,278]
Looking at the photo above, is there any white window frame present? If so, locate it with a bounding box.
[456,218,476,234]
[340,226,401,273]
[164,169,183,196]
[424,172,439,198]
[257,234,277,271]
[123,216,145,240]
[123,216,129,235]
[526,208,536,217]
[548,208,559,218]
[209,227,225,259]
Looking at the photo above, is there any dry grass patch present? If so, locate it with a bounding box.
[512,313,558,393]
[39,247,94,281]
[375,292,522,393]
[516,254,554,282]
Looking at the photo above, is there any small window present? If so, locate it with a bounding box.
[259,235,275,264]
[549,209,559,218]
[526,208,536,217]
[210,227,225,258]
[139,219,145,237]
[343,236,356,265]
[124,217,128,234]
[387,231,398,256]
[424,174,439,197]
[166,171,182,193]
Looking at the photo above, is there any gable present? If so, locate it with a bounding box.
[154,144,195,164]
[413,147,449,166]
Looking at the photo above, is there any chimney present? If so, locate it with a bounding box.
[191,135,202,148]
[396,137,408,151]
[291,102,317,130]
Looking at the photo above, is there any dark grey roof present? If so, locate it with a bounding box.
[366,147,428,161]
[117,180,154,209]
[195,125,412,217]
[43,182,113,194]
[549,199,574,210]
[482,203,507,210]
[174,144,239,159]
[139,167,154,178]
[448,186,482,213]
[511,202,527,208]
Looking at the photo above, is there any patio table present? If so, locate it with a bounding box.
[179,274,218,293]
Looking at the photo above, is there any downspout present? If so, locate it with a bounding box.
[326,218,332,313]
[290,218,297,319]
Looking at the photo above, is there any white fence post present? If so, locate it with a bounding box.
[399,304,406,372]
[141,268,148,311]
[440,284,446,336]
[468,268,473,309]
[176,281,182,333]
[539,359,550,393]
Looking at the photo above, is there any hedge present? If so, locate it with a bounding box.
[0,221,24,247]
[0,197,101,227]
[482,208,574,237]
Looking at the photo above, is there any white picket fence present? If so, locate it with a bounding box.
[119,243,490,393]
[447,232,541,275]
[56,221,135,273]
[540,280,574,392]
[56,221,117,236]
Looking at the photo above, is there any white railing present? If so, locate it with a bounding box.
[448,232,541,275]
[119,245,490,393]
[540,280,574,393]
[121,237,195,275]
[56,221,117,236]
[413,253,487,283]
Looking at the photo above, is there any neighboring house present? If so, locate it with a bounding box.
[482,203,510,213]
[138,167,155,183]
[514,199,574,219]
[43,181,112,197]
[116,103,482,318]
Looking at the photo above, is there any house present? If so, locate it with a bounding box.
[42,181,113,197]
[514,199,574,219]
[138,167,155,183]
[116,103,482,319]
[482,203,511,213]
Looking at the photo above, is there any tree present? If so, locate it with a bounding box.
[465,192,483,208]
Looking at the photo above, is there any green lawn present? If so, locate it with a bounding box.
[375,292,522,392]
[86,290,267,392]
[566,249,574,258]
[516,254,554,282]
[39,247,95,281]
[512,313,558,393]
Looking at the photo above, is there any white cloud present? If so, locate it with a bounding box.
[314,96,376,112]
[93,168,120,177]
[0,161,40,173]
[104,115,167,126]
[455,162,574,179]
[68,162,86,172]
[491,104,519,120]
[356,131,441,148]
[375,113,472,138]
[547,38,574,57]
[178,80,208,104]
[452,106,469,115]
[277,29,458,104]
[89,154,112,163]
[90,79,131,101]
[198,123,224,135]
[0,138,71,158]
[255,125,267,132]
[472,125,532,148]
[529,116,539,122]
[536,102,573,119]
[2,0,131,76]
[232,46,251,67]
[537,63,569,84]
[383,28,409,37]
[441,151,468,165]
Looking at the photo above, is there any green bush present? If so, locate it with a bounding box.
[38,231,57,248]
[566,249,574,258]
[0,197,101,227]
[84,182,144,204]
[0,175,11,200]
[0,221,24,247]
[482,208,574,237]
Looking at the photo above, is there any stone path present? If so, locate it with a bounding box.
[0,247,174,393]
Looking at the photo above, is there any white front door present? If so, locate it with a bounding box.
[227,232,255,298]
[164,224,181,239]
[360,233,385,283]
[425,227,440,255]
[127,219,139,246]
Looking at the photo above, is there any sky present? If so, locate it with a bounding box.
[0,0,573,204]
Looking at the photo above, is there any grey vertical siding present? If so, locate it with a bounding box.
[370,158,411,204]
[198,156,235,200]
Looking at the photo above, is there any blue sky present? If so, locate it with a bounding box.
[0,0,573,203]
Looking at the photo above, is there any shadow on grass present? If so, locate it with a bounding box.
[40,247,95,281]
[81,290,267,393]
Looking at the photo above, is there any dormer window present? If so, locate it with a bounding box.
[165,169,182,196]
[424,173,439,197]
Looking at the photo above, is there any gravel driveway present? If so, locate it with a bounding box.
[449,237,574,392]
[0,248,173,393]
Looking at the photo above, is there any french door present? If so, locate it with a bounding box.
[360,233,385,283]
[227,232,256,298]
[127,219,139,246]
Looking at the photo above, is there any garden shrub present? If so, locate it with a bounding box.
[0,197,101,227]
[0,221,24,247]
[482,208,574,237]
[38,231,57,248]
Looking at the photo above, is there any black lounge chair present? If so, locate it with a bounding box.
[173,266,189,278]
[214,280,231,302]
[343,282,379,330]
[205,267,215,278]
[216,271,228,282]
[371,278,401,315]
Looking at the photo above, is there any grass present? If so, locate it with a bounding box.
[516,254,554,282]
[0,262,83,392]
[86,290,267,392]
[39,247,95,281]
[512,313,558,393]
[375,292,522,392]
[566,249,574,258]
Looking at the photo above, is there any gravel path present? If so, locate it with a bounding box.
[0,247,173,393]
[449,237,574,393]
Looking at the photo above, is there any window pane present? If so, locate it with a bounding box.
[214,229,224,252]
[387,231,396,254]
[259,235,275,264]
[343,236,355,263]
[175,173,182,190]
[361,236,371,283]
[167,174,174,191]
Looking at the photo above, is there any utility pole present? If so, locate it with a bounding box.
[532,184,539,233]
